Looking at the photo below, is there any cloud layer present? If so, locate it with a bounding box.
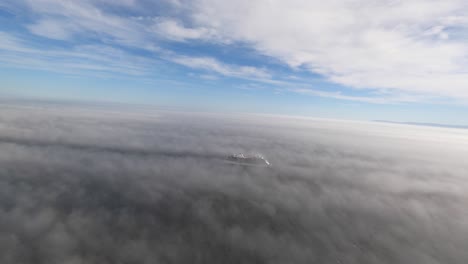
[1,101,468,263]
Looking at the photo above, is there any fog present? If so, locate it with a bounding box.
[1,102,467,264]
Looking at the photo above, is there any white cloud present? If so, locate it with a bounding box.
[169,0,468,99]
[291,88,437,104]
[27,19,76,40]
[23,0,148,47]
[169,55,271,79]
[0,32,155,76]
[152,19,217,42]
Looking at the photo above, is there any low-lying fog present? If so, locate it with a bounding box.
[1,102,467,264]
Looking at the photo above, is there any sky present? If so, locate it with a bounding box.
[1,0,468,124]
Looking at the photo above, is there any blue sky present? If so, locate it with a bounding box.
[1,0,468,124]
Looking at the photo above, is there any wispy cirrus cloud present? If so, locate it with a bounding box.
[0,29,274,87]
[27,19,78,41]
[19,0,153,48]
[0,32,155,76]
[168,55,271,80]
[291,88,440,105]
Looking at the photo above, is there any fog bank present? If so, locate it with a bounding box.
[1,102,467,264]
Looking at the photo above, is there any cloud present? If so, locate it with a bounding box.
[169,0,468,99]
[19,0,150,48]
[27,19,76,40]
[0,101,468,263]
[169,55,272,79]
[291,88,437,104]
[152,18,219,42]
[0,32,156,76]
